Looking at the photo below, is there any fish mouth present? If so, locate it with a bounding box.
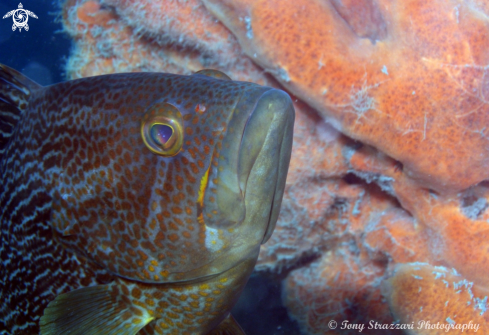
[237,88,295,244]
[200,85,294,246]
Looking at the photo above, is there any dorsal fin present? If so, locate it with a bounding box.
[194,69,232,81]
[0,63,42,158]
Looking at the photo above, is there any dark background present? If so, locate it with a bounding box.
[0,0,70,84]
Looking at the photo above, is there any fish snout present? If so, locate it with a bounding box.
[238,88,295,244]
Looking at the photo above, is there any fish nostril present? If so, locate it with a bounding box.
[195,103,207,113]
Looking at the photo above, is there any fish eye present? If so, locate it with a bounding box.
[141,102,183,156]
[150,123,174,146]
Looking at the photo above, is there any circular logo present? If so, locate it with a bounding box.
[13,9,27,27]
[3,4,38,32]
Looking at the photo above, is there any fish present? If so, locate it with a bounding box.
[0,64,294,334]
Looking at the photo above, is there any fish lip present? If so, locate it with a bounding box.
[261,93,294,244]
[236,87,279,199]
[237,88,295,243]
[262,180,278,242]
[236,90,267,195]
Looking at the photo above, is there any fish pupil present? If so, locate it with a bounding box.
[151,124,173,146]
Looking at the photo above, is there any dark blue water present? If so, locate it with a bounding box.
[0,0,70,85]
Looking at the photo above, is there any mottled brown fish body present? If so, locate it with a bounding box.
[0,65,294,334]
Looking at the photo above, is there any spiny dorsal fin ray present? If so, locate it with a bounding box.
[0,63,41,158]
[40,283,153,335]
[207,313,246,335]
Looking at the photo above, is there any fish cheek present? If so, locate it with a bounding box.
[47,154,156,275]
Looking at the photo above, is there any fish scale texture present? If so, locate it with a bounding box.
[1,66,294,334]
[60,0,489,334]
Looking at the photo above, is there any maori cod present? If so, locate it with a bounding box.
[0,65,294,334]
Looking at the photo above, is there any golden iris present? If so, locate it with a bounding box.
[141,102,183,156]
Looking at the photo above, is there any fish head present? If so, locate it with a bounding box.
[49,72,294,283]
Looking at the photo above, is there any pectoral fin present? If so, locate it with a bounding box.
[207,313,246,335]
[40,282,153,335]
